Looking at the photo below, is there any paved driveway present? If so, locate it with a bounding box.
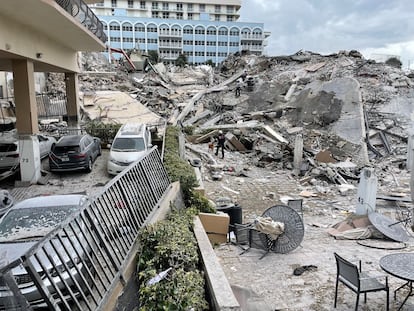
[7,149,112,202]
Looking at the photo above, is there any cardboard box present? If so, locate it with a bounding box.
[198,212,229,245]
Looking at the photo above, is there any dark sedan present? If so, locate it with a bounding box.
[49,134,101,173]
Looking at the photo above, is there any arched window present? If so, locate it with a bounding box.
[207,27,217,36]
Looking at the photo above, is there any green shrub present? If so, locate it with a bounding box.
[138,208,209,310]
[189,191,216,214]
[83,121,121,145]
[163,126,198,204]
[139,268,207,311]
[183,125,194,135]
[137,126,216,310]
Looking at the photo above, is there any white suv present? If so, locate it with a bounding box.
[107,123,152,175]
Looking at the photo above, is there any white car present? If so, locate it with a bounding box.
[107,123,152,175]
[0,130,56,170]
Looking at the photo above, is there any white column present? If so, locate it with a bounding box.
[19,135,41,184]
[407,132,414,171]
[355,167,378,215]
[293,134,303,176]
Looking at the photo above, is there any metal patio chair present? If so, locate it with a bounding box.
[334,252,389,311]
[287,199,303,219]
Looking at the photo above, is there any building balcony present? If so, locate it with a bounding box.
[159,31,183,38]
[1,0,106,66]
[55,0,107,43]
[160,53,181,60]
[159,43,183,49]
[240,34,265,41]
[241,45,263,52]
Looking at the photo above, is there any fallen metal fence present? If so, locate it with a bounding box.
[0,147,170,310]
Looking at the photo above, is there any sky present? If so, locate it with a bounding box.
[239,0,414,70]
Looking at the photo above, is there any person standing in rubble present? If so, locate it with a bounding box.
[215,130,226,159]
[241,69,247,82]
[235,78,243,97]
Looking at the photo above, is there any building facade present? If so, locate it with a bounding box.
[89,0,270,65]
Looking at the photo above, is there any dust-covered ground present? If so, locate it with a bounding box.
[201,150,414,311]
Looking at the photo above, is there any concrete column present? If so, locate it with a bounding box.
[293,134,303,176]
[19,135,41,184]
[12,59,41,184]
[410,147,414,231]
[12,59,38,135]
[355,167,377,215]
[407,132,414,171]
[65,72,80,127]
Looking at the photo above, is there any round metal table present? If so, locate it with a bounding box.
[368,212,410,243]
[260,205,304,254]
[380,253,414,310]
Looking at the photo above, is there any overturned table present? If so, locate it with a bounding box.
[236,205,304,259]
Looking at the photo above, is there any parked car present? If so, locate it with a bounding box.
[107,123,152,175]
[49,134,101,173]
[0,194,92,308]
[0,189,13,217]
[0,130,56,171]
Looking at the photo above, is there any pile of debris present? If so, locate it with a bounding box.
[73,50,414,197]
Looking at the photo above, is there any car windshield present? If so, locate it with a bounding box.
[112,137,145,152]
[0,205,79,242]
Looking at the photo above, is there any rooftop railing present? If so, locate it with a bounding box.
[55,0,107,43]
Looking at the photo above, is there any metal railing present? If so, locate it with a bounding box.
[0,147,170,310]
[36,93,67,118]
[0,94,68,120]
[55,0,107,43]
[240,34,264,40]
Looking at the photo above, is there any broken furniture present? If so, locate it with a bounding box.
[380,252,414,311]
[334,252,389,311]
[376,194,413,230]
[368,212,410,243]
[236,205,304,259]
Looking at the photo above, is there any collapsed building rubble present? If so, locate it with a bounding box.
[42,50,414,200]
[40,50,413,310]
[2,49,411,310]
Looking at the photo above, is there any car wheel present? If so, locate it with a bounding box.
[85,158,92,173]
